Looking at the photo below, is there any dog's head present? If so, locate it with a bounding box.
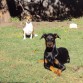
[24,15,32,23]
[41,33,60,48]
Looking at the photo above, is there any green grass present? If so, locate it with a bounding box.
[0,17,83,83]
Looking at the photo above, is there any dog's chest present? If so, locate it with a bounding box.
[23,22,33,35]
[45,52,55,61]
[44,48,58,63]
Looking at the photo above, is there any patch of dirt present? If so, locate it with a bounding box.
[0,20,83,31]
[0,22,13,27]
[73,66,83,72]
[0,21,23,28]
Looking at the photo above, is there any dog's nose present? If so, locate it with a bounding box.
[47,42,53,47]
[48,44,51,47]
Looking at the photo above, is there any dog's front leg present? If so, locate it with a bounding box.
[54,59,66,71]
[23,32,26,40]
[44,57,49,69]
[44,60,48,69]
[50,66,61,76]
[60,64,66,71]
[30,34,32,39]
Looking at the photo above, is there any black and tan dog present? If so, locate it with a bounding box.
[40,33,70,75]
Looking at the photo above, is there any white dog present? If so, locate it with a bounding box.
[23,15,38,40]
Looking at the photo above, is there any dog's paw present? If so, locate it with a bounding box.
[23,38,26,40]
[54,69,61,76]
[30,37,32,39]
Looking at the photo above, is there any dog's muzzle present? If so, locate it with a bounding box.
[46,42,54,47]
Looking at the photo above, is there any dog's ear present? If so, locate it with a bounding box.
[40,34,47,39]
[53,33,61,39]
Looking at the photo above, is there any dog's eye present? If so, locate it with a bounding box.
[46,38,49,41]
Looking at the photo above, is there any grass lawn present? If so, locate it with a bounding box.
[0,17,83,83]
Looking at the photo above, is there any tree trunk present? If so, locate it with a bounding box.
[0,0,10,23]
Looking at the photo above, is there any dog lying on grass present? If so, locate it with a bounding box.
[40,33,70,76]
